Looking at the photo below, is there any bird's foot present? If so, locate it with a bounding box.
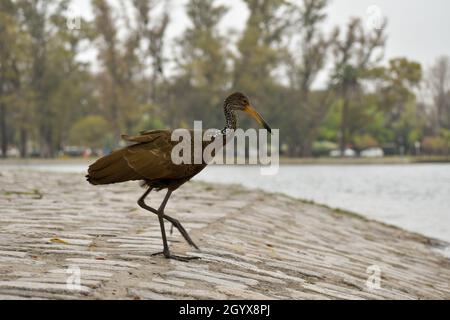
[167,254,200,262]
[151,251,200,262]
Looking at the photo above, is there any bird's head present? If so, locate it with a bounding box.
[224,92,272,133]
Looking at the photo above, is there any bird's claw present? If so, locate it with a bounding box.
[169,255,200,262]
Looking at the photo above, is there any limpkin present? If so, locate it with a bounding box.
[86,92,271,260]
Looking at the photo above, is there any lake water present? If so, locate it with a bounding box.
[197,164,450,245]
[2,162,449,248]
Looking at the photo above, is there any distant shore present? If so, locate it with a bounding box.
[1,155,449,166]
[0,169,449,299]
[279,155,450,165]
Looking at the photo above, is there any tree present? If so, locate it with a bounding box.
[18,0,55,157]
[230,0,294,149]
[233,0,292,96]
[92,0,122,143]
[92,0,170,145]
[131,0,170,102]
[378,58,423,154]
[330,17,386,154]
[16,0,89,157]
[92,0,141,142]
[284,0,335,156]
[427,56,450,131]
[0,0,24,157]
[166,0,230,129]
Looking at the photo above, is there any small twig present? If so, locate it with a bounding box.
[3,189,43,199]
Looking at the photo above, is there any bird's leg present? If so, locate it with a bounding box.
[137,187,200,249]
[140,189,199,249]
[153,190,199,261]
[156,189,171,258]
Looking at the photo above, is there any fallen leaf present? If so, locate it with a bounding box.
[50,238,70,245]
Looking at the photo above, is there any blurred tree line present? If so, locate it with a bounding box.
[0,0,449,158]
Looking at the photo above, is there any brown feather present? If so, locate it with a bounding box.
[86,148,141,185]
[86,129,222,190]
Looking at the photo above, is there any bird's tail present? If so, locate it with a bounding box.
[86,148,140,185]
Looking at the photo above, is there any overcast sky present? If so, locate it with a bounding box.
[71,0,450,85]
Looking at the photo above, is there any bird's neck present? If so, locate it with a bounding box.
[223,102,237,132]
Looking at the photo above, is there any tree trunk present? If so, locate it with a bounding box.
[40,121,54,158]
[20,128,27,158]
[0,102,7,158]
[300,140,313,157]
[340,95,349,156]
[287,144,299,157]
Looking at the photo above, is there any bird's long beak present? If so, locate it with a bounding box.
[244,104,272,133]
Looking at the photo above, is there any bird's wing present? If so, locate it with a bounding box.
[123,130,198,181]
[121,129,167,143]
[138,129,168,135]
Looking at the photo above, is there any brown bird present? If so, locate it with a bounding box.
[86,92,271,261]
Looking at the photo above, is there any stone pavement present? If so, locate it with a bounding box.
[0,169,449,299]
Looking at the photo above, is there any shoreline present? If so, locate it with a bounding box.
[1,155,450,166]
[279,155,450,165]
[0,169,449,299]
[217,182,450,257]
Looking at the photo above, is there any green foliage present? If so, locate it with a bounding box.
[377,58,424,153]
[68,115,109,148]
[422,136,449,155]
[354,134,378,150]
[135,113,166,133]
[312,140,338,157]
[440,128,450,142]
